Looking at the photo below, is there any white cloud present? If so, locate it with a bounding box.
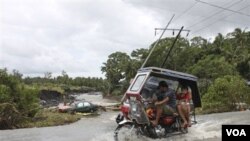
[0,0,249,78]
[0,0,160,77]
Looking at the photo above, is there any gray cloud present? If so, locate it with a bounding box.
[0,0,249,78]
[125,0,249,38]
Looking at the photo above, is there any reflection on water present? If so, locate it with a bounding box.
[0,93,249,141]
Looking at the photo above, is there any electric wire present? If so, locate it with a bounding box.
[173,1,198,23]
[196,0,250,17]
[192,4,250,34]
[187,0,243,29]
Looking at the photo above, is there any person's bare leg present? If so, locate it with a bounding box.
[168,106,178,116]
[183,104,190,125]
[186,104,191,126]
[152,106,163,126]
[177,104,188,127]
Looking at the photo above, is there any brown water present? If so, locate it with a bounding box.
[0,93,249,141]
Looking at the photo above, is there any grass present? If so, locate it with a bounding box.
[39,85,65,94]
[18,109,82,128]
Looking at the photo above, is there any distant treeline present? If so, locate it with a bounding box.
[23,71,106,92]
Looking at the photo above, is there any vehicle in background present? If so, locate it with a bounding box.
[58,101,98,113]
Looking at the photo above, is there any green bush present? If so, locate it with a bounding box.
[0,69,39,129]
[202,75,249,113]
[18,86,40,117]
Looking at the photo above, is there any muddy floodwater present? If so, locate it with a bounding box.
[0,93,250,141]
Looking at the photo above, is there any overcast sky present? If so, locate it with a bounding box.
[0,0,249,78]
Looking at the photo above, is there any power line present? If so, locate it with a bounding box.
[173,1,198,23]
[196,0,250,17]
[192,4,250,34]
[187,0,243,29]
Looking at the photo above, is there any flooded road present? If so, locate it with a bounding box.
[0,93,250,141]
[0,111,118,141]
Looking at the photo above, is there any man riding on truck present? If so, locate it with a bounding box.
[151,81,178,126]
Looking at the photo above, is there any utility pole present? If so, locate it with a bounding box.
[155,28,191,37]
[161,26,184,68]
[154,27,190,68]
[140,14,175,68]
[140,14,191,68]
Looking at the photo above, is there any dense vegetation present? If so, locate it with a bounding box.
[202,75,249,113]
[0,69,39,129]
[0,69,105,129]
[101,28,250,112]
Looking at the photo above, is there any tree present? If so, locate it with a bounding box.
[210,33,224,55]
[44,72,52,79]
[56,70,69,85]
[129,48,149,77]
[174,46,203,72]
[101,52,131,95]
[0,68,39,129]
[202,75,249,113]
[188,55,236,79]
[131,48,149,62]
[143,37,174,68]
[190,36,208,49]
[225,28,250,79]
[142,37,190,70]
[12,69,23,81]
[236,58,250,80]
[188,55,237,96]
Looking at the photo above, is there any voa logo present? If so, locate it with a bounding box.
[226,129,246,136]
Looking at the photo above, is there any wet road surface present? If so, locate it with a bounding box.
[1,93,250,141]
[1,110,250,141]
